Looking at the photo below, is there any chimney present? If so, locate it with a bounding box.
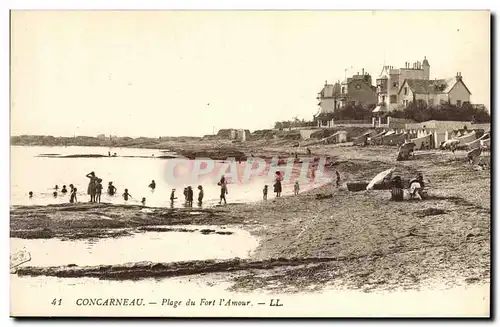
[362,68,365,75]
[325,80,327,85]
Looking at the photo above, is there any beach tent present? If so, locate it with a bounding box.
[466,139,481,151]
[467,147,482,163]
[397,142,415,161]
[383,132,406,146]
[410,133,433,150]
[353,132,372,146]
[368,131,386,145]
[480,138,490,148]
[366,168,395,190]
[455,131,477,145]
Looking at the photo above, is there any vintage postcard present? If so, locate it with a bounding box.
[10,10,490,317]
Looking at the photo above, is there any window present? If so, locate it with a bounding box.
[393,82,398,88]
[456,100,462,106]
[390,95,397,103]
[404,87,408,95]
[341,87,345,94]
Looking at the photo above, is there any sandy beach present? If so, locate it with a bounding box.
[10,141,490,294]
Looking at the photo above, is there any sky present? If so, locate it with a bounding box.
[10,10,490,137]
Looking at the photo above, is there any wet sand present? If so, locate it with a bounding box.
[10,143,490,293]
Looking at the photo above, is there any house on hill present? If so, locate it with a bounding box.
[398,72,471,107]
[375,57,431,112]
[316,69,377,114]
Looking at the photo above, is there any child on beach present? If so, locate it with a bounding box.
[123,189,132,201]
[218,176,228,205]
[149,180,156,190]
[170,189,177,202]
[95,179,103,203]
[263,185,268,200]
[54,185,59,190]
[28,191,33,199]
[336,171,341,188]
[53,191,58,198]
[187,186,194,207]
[197,185,204,206]
[107,182,117,196]
[70,187,78,203]
[294,181,300,195]
[61,185,68,194]
[183,188,188,201]
[141,197,146,206]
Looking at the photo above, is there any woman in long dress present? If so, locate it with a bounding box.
[86,171,98,203]
[274,171,283,197]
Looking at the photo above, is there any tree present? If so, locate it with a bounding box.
[387,101,490,123]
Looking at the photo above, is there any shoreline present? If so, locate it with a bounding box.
[10,145,491,293]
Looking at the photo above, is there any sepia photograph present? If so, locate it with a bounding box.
[9,9,491,317]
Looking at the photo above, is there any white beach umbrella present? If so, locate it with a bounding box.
[366,167,395,190]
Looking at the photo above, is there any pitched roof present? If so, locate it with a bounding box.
[400,77,470,95]
[319,83,341,97]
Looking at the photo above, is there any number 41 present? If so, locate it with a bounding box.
[51,298,62,306]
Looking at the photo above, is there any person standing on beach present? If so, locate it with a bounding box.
[170,189,177,202]
[54,185,59,191]
[61,185,68,194]
[95,179,103,203]
[274,171,283,197]
[149,180,156,191]
[187,186,194,207]
[335,171,341,188]
[263,185,268,200]
[70,187,78,203]
[28,191,33,199]
[218,175,228,205]
[86,171,98,203]
[294,180,300,195]
[141,197,146,206]
[197,185,204,206]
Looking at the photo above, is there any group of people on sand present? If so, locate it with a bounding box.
[29,166,333,206]
[389,173,427,201]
